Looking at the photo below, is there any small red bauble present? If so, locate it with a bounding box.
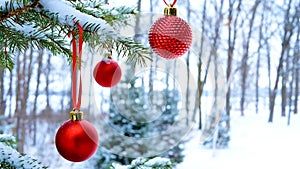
[55,116,98,162]
[148,15,192,59]
[93,58,122,87]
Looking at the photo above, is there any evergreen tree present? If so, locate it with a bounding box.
[94,60,185,168]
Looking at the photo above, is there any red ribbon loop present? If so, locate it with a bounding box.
[163,0,177,7]
[71,23,83,110]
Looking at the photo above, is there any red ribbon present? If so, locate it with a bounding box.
[163,0,177,7]
[71,23,83,110]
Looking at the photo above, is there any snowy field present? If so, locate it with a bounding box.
[177,108,300,169]
[14,102,300,169]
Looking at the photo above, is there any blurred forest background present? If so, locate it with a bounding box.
[0,0,300,168]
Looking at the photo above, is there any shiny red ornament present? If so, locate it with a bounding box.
[55,119,98,162]
[148,15,192,59]
[93,58,122,87]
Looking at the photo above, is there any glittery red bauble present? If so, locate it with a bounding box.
[93,58,122,87]
[149,16,192,59]
[55,120,98,162]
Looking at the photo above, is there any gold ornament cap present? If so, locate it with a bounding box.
[70,109,83,121]
[164,6,177,16]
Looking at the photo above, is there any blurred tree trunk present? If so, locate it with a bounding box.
[286,49,292,117]
[0,68,4,116]
[240,0,260,116]
[267,42,272,112]
[15,52,22,152]
[148,0,157,103]
[288,12,300,124]
[192,0,207,130]
[17,48,33,153]
[0,68,5,134]
[137,0,141,12]
[8,70,13,118]
[294,16,300,115]
[45,53,51,110]
[255,0,265,114]
[88,51,96,116]
[281,52,289,117]
[212,0,224,101]
[32,49,43,145]
[287,54,294,125]
[21,47,33,150]
[185,0,191,126]
[268,0,296,122]
[288,3,299,123]
[134,0,142,45]
[226,0,242,127]
[264,0,272,120]
[200,0,224,144]
[16,52,26,153]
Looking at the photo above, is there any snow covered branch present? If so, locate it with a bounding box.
[111,157,173,169]
[0,135,48,169]
[0,0,151,70]
[39,0,113,33]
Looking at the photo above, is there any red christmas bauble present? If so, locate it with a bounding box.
[93,58,122,87]
[148,15,192,59]
[55,120,98,162]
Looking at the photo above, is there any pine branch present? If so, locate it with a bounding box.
[84,31,152,66]
[116,37,152,66]
[0,0,151,70]
[72,1,136,27]
[0,142,48,169]
[0,51,14,71]
[0,1,42,23]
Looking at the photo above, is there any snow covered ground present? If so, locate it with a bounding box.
[176,108,300,169]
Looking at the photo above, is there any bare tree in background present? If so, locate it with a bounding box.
[31,49,44,145]
[192,0,207,130]
[226,0,242,126]
[200,0,231,148]
[45,53,52,110]
[268,0,297,122]
[240,0,260,116]
[0,68,4,117]
[185,0,191,126]
[294,6,300,116]
[0,68,5,134]
[288,4,300,124]
[15,48,34,153]
[255,0,265,115]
